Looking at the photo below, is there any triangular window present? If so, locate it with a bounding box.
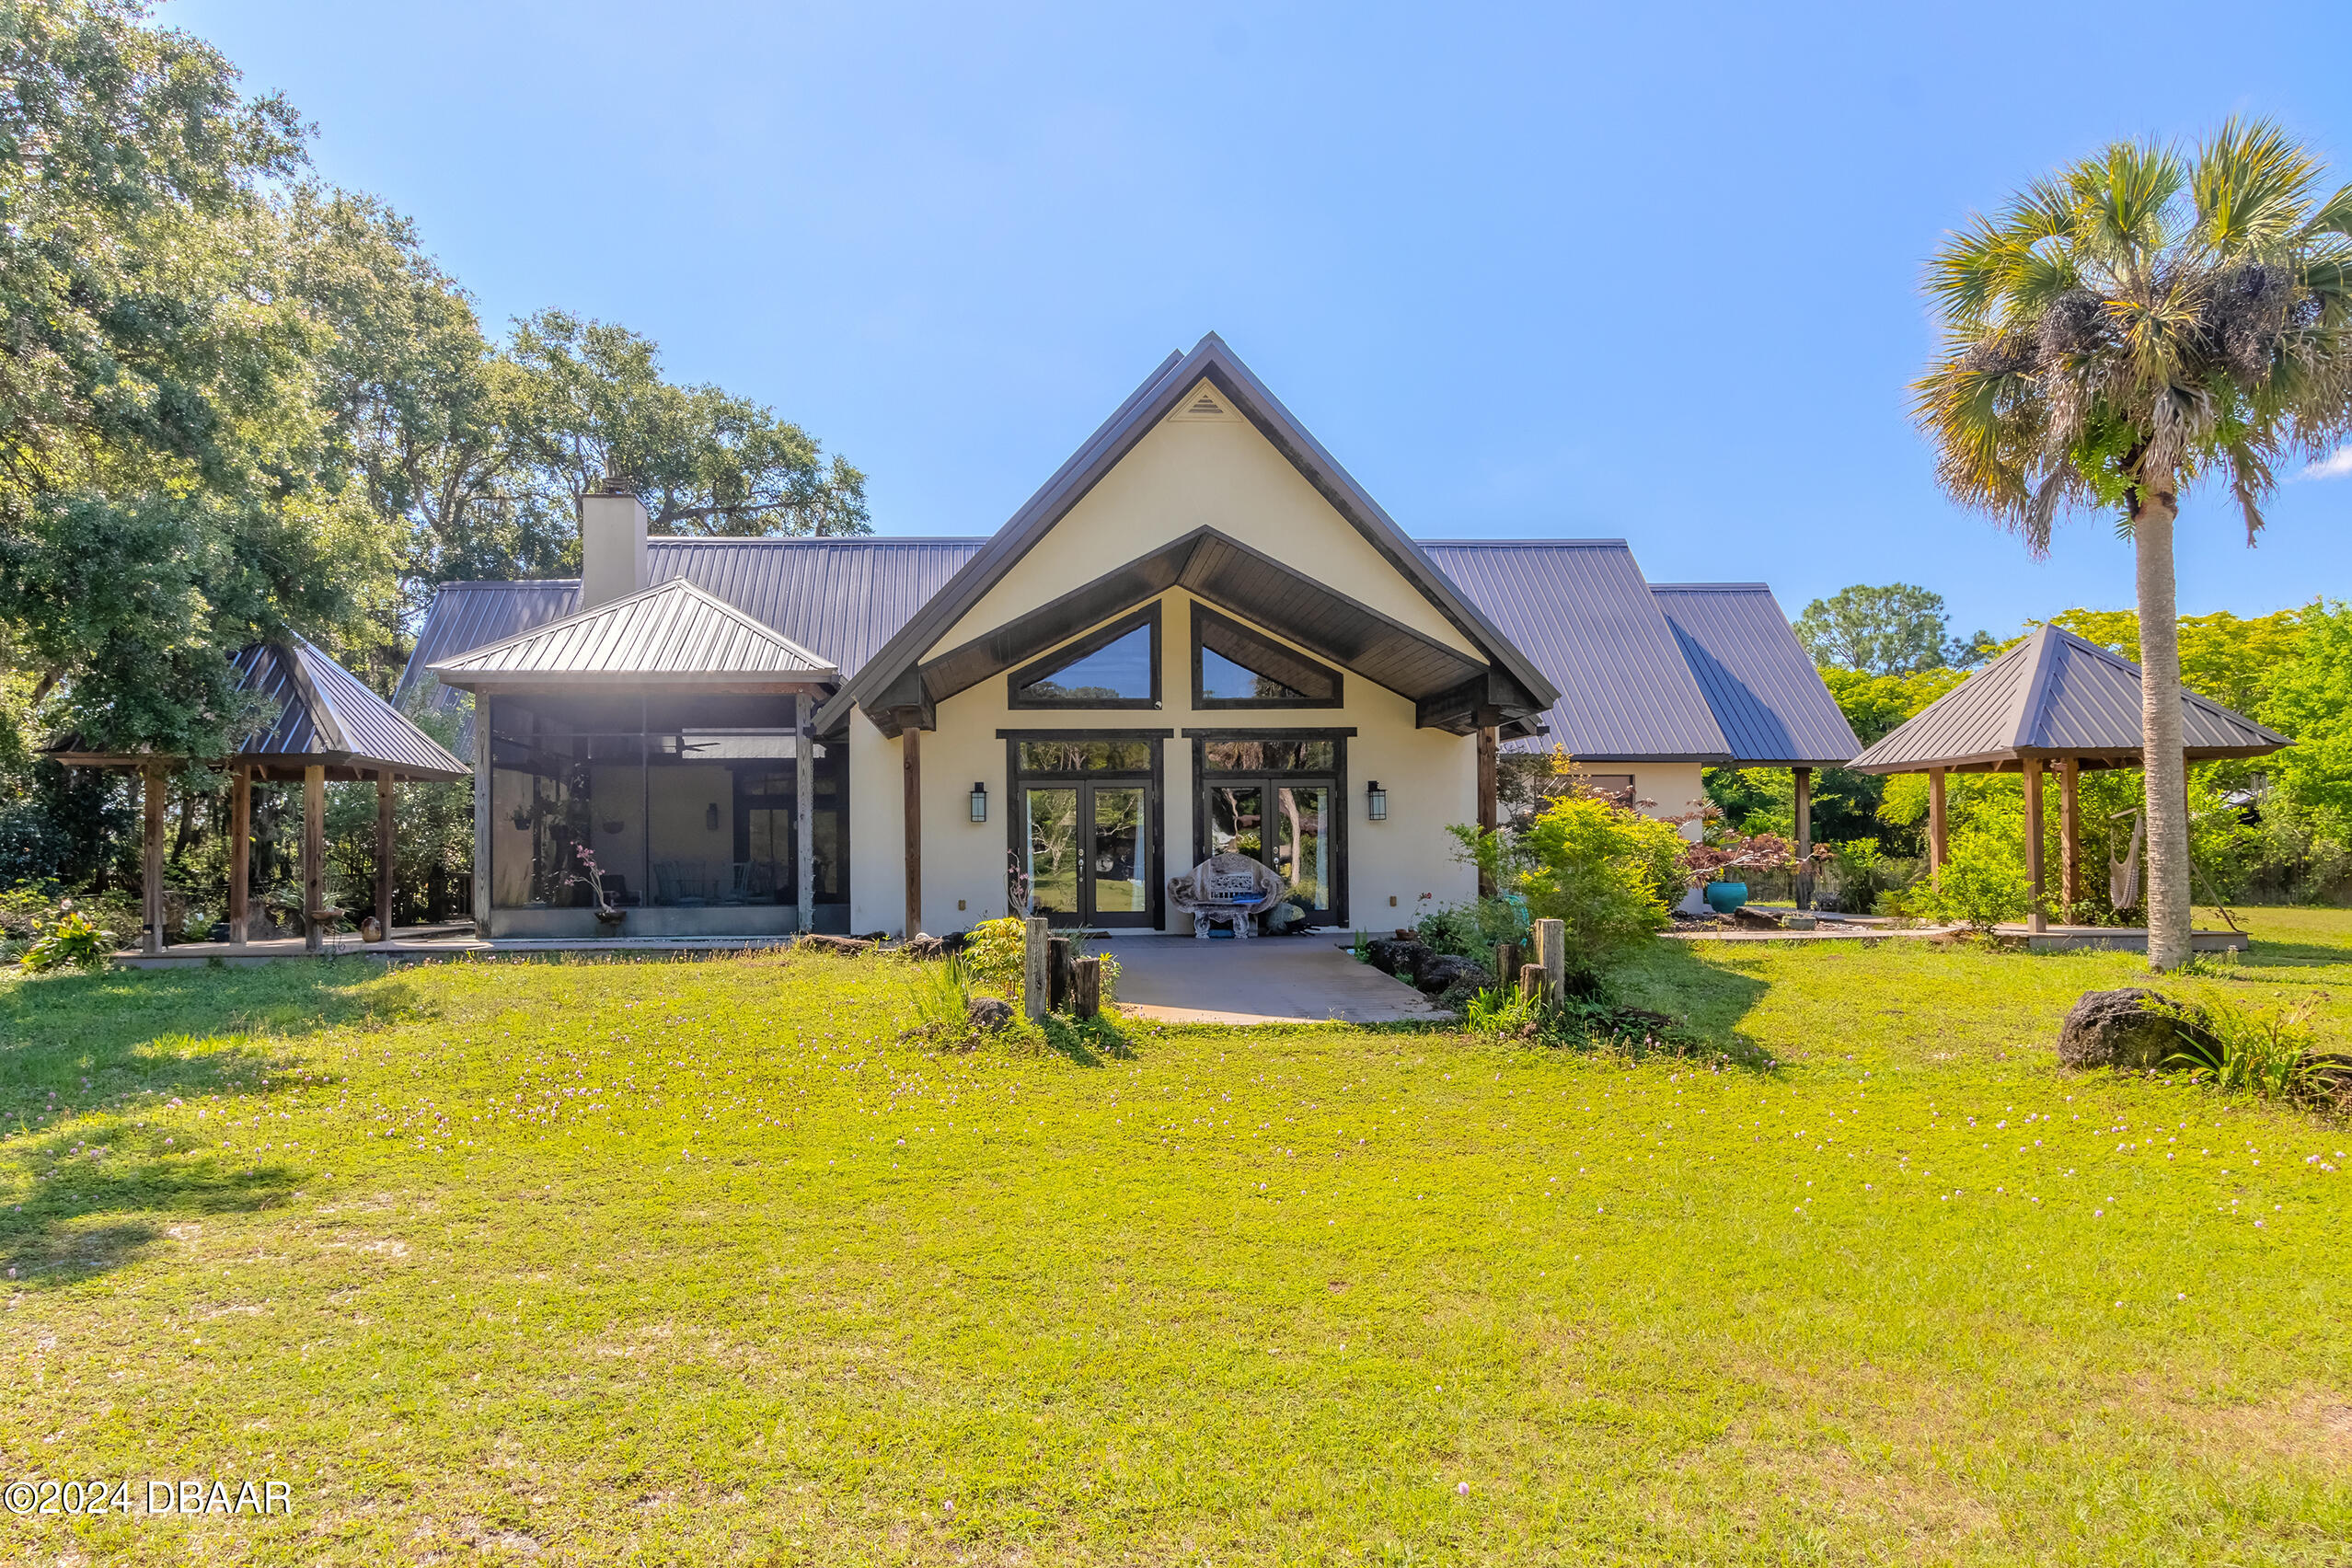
[1192,605,1342,709]
[1009,606,1161,708]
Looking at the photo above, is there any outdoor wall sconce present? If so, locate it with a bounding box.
[970,781,988,824]
[1365,780,1388,822]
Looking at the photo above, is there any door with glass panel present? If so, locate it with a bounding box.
[1022,781,1153,928]
[1195,735,1343,927]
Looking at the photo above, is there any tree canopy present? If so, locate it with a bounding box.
[1793,583,1990,675]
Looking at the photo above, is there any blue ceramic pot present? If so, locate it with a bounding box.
[1702,881,1748,915]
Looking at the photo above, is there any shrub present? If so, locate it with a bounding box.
[21,908,115,973]
[963,917,1027,999]
[1512,795,1682,985]
[2161,997,2339,1104]
[1460,984,1538,1036]
[1414,894,1530,961]
[1908,827,2031,931]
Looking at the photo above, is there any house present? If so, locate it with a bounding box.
[408,335,1857,940]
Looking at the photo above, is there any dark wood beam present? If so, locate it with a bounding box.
[796,692,814,933]
[903,723,922,939]
[1476,726,1497,897]
[228,765,251,948]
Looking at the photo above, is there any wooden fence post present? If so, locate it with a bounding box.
[1517,963,1544,1004]
[1072,956,1101,1020]
[1048,936,1074,1013]
[1533,917,1566,1003]
[1022,917,1049,1023]
[1493,940,1519,992]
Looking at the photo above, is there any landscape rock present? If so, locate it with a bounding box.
[2057,987,2213,1071]
[1364,938,1426,978]
[1413,953,1491,997]
[966,997,1017,1032]
[1731,906,1783,929]
[797,933,875,955]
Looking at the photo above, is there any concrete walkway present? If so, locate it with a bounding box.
[1106,936,1448,1025]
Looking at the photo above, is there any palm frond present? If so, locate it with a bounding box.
[2193,118,2321,257]
[2222,437,2275,543]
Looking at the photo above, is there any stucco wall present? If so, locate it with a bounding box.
[1577,761,1711,841]
[926,403,1482,663]
[858,585,1479,936]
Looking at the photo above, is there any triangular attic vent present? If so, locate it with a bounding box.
[1165,381,1237,423]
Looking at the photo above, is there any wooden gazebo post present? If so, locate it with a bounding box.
[141,767,166,956]
[1792,766,1813,909]
[1927,767,1947,875]
[303,763,326,955]
[2022,758,2047,934]
[228,765,252,948]
[2058,758,2081,914]
[375,769,397,942]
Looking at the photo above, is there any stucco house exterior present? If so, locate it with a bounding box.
[404,335,1857,940]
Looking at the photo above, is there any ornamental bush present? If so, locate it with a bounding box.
[1512,795,1683,985]
[1908,827,2031,931]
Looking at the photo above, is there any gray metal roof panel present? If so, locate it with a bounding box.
[428,578,836,681]
[1647,584,1862,767]
[1419,542,1730,762]
[1849,625,2290,772]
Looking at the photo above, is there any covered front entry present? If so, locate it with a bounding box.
[1007,732,1164,928]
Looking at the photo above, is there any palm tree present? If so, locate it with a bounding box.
[1914,121,2352,969]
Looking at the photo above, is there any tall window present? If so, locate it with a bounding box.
[1191,604,1341,709]
[1009,605,1161,709]
[1191,729,1348,923]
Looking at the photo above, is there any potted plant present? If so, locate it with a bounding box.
[1678,821,1829,917]
[564,847,627,935]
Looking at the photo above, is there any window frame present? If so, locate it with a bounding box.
[1187,726,1352,926]
[1189,602,1344,711]
[1006,604,1163,710]
[999,727,1169,927]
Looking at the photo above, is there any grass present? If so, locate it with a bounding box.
[0,912,2347,1563]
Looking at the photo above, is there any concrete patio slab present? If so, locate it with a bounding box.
[1105,936,1449,1025]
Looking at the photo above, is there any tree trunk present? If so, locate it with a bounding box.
[2133,473,2191,971]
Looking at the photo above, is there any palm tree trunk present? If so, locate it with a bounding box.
[2132,472,2191,970]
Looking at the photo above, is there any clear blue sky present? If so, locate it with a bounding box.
[167,0,2348,640]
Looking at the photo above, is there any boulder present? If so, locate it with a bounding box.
[2057,987,2213,1071]
[798,933,875,955]
[1731,906,1783,929]
[1413,953,1492,997]
[966,997,1017,1032]
[1365,938,1426,978]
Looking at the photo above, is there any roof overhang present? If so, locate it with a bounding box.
[819,333,1560,735]
[429,578,838,692]
[844,526,1550,740]
[45,749,469,784]
[1847,743,2291,777]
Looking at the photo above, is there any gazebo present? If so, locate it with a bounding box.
[48,637,469,954]
[1846,625,2289,933]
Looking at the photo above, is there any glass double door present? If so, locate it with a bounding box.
[1204,778,1336,917]
[1023,782,1152,927]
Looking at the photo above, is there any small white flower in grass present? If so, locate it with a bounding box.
[941,1500,954,1516]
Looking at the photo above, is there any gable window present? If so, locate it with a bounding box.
[1191,604,1342,709]
[1009,605,1160,709]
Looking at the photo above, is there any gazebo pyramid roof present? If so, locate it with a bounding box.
[1846,624,2290,775]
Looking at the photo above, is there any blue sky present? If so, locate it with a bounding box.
[168,0,2348,640]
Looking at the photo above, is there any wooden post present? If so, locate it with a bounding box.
[1493,940,1519,991]
[142,767,166,956]
[795,692,814,933]
[1047,936,1074,1013]
[902,722,922,939]
[1021,917,1049,1023]
[1792,766,1814,911]
[2059,757,2081,915]
[1928,767,1948,876]
[473,697,492,931]
[1517,963,1544,1004]
[1532,917,1565,1003]
[1072,956,1101,1020]
[375,770,396,942]
[228,764,251,948]
[1476,726,1498,897]
[2023,758,2046,935]
[303,763,326,954]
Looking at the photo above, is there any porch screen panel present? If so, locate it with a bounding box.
[488,728,648,909]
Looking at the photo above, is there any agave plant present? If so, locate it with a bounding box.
[1914,121,2352,969]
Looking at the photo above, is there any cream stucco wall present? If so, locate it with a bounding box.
[1578,761,1711,841]
[854,586,1480,936]
[926,402,1482,663]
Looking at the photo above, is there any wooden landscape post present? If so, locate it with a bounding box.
[1476,726,1498,897]
[142,767,166,956]
[1533,917,1566,1003]
[1928,767,1948,876]
[1047,936,1074,1013]
[228,764,252,948]
[795,692,814,933]
[375,769,396,941]
[1493,940,1519,992]
[1072,956,1101,1020]
[2023,759,2046,935]
[2058,757,2081,915]
[1792,767,1814,910]
[902,723,922,939]
[1022,917,1050,1023]
[303,763,326,954]
[1517,964,1544,1004]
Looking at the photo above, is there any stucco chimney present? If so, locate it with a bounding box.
[580,481,649,608]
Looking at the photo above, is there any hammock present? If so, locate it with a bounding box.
[2108,809,2143,913]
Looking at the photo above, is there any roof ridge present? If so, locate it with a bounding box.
[1649,582,1772,593]
[2002,624,2062,751]
[1416,538,1632,549]
[283,637,352,755]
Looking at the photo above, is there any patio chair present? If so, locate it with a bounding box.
[1165,852,1286,939]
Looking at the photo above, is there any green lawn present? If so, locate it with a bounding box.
[1,914,2348,1564]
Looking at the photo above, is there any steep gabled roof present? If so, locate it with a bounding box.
[428,577,836,688]
[1649,584,1862,767]
[814,334,1560,734]
[1847,623,2290,774]
[1418,542,1730,761]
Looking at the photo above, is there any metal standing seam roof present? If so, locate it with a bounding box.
[51,637,469,781]
[1648,584,1862,767]
[1417,542,1731,761]
[1847,624,2292,773]
[427,577,836,686]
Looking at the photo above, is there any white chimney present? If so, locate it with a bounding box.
[580,485,649,608]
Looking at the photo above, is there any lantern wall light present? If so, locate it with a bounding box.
[970,781,989,824]
[1365,780,1388,822]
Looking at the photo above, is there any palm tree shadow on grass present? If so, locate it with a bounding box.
[1606,940,1775,1066]
[1036,1013,1136,1066]
[0,961,420,1288]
